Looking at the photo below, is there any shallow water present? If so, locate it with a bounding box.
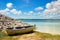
[18,19,60,35]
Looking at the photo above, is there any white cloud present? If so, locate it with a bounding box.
[0,10,4,14]
[46,3,53,9]
[27,11,34,15]
[17,11,22,14]
[0,8,10,14]
[35,7,43,11]
[0,8,22,15]
[0,3,22,15]
[29,11,33,14]
[10,9,17,14]
[40,0,60,19]
[10,9,22,15]
[6,3,13,8]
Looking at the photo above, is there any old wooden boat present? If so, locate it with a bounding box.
[4,25,35,35]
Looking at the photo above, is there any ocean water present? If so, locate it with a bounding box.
[18,19,60,35]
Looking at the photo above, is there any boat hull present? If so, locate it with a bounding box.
[4,26,35,35]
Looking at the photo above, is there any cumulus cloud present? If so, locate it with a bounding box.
[10,9,22,15]
[0,3,22,15]
[0,8,22,15]
[35,7,43,11]
[6,3,13,8]
[46,3,53,9]
[0,8,10,14]
[27,11,34,15]
[29,11,33,14]
[40,0,60,19]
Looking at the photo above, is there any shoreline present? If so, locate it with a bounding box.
[35,30,60,35]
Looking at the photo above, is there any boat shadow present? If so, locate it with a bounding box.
[8,31,34,36]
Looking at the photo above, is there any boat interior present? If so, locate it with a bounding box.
[6,25,33,30]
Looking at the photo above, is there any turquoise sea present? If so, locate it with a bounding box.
[18,19,60,35]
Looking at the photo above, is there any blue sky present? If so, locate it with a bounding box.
[0,0,60,19]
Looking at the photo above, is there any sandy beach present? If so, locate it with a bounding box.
[0,31,60,40]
